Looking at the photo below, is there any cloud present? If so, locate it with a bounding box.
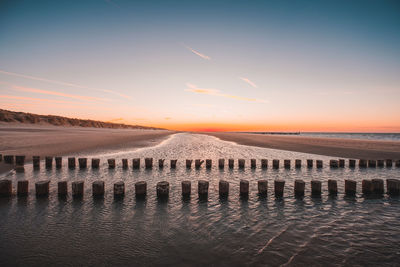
[185,83,267,103]
[239,77,258,88]
[0,69,131,99]
[183,45,211,60]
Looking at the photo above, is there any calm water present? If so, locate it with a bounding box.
[1,133,400,266]
[301,132,400,141]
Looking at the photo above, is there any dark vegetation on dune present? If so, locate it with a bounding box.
[0,109,164,130]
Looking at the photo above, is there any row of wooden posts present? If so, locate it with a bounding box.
[2,155,400,170]
[1,178,400,198]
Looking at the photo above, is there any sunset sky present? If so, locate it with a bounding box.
[1,0,399,132]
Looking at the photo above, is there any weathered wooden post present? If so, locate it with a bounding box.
[122,159,128,169]
[4,155,14,164]
[68,157,76,169]
[156,181,169,198]
[135,181,147,198]
[92,181,105,197]
[186,159,193,169]
[240,179,249,197]
[386,159,393,167]
[33,156,40,169]
[274,180,285,198]
[345,180,357,196]
[72,181,84,197]
[45,156,53,169]
[0,154,2,162]
[250,159,256,169]
[238,159,245,169]
[258,180,268,195]
[339,159,345,168]
[330,160,338,168]
[372,179,384,195]
[17,180,29,196]
[35,180,50,197]
[181,181,191,196]
[206,159,212,169]
[55,157,62,169]
[218,159,225,169]
[108,159,116,169]
[311,180,322,197]
[368,160,376,168]
[170,159,177,169]
[396,160,400,167]
[0,180,12,197]
[195,159,204,169]
[261,159,268,169]
[307,159,313,168]
[132,158,141,169]
[273,159,279,169]
[386,179,400,195]
[294,179,305,197]
[377,160,384,167]
[15,155,25,166]
[295,159,301,168]
[78,158,87,169]
[91,158,100,169]
[228,159,234,169]
[158,159,165,169]
[219,180,229,197]
[114,181,125,197]
[58,181,68,196]
[362,179,373,195]
[359,159,367,168]
[328,179,337,195]
[198,180,209,197]
[145,158,153,169]
[349,159,356,168]
[284,159,290,169]
[316,160,323,168]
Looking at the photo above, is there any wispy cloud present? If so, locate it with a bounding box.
[183,45,211,60]
[239,77,258,88]
[185,83,267,103]
[0,69,131,99]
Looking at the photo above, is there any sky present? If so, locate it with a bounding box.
[0,0,400,132]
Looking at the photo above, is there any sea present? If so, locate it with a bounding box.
[0,133,399,266]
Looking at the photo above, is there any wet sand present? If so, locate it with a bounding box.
[204,132,400,159]
[0,124,174,173]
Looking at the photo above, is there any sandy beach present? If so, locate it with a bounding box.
[0,124,174,173]
[204,132,400,160]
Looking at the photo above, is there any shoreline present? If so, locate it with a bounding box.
[203,132,400,159]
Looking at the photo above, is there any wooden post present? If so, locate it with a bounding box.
[132,158,141,169]
[92,181,105,197]
[55,157,62,169]
[386,159,393,167]
[0,180,12,197]
[273,159,279,169]
[250,159,256,169]
[349,159,356,168]
[328,179,337,195]
[72,181,84,197]
[91,158,100,169]
[311,180,321,197]
[377,160,384,168]
[238,159,245,169]
[307,159,313,168]
[206,159,212,169]
[330,160,338,168]
[158,159,165,169]
[195,159,204,169]
[240,179,249,197]
[274,180,285,198]
[228,159,234,169]
[181,181,191,196]
[156,181,169,198]
[58,181,68,196]
[284,159,290,169]
[368,160,376,168]
[17,180,29,196]
[396,160,400,167]
[108,159,116,169]
[45,156,53,169]
[114,181,125,197]
[218,159,225,169]
[362,179,373,195]
[35,180,50,197]
[68,157,76,169]
[261,159,268,169]
[294,179,305,197]
[186,159,193,169]
[386,179,400,195]
[295,159,301,168]
[371,179,384,195]
[33,156,40,169]
[15,155,25,166]
[170,159,177,169]
[345,180,356,196]
[316,160,323,168]
[135,181,147,198]
[0,154,2,162]
[339,159,345,168]
[122,159,128,169]
[219,180,229,197]
[359,159,367,168]
[4,155,14,164]
[198,180,209,196]
[258,180,268,195]
[78,158,87,169]
[145,158,153,169]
